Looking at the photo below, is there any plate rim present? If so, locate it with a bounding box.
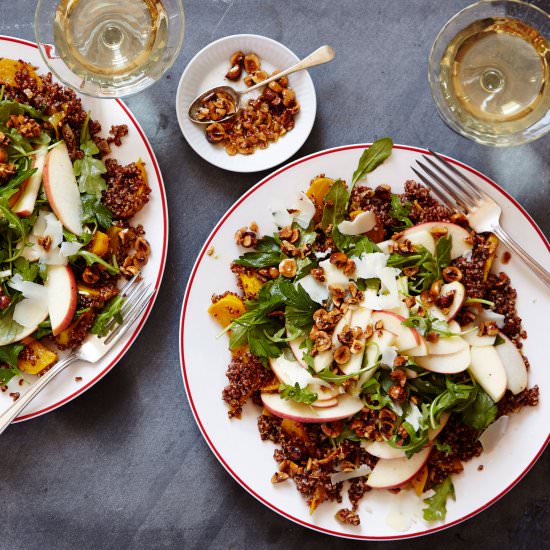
[175,32,317,173]
[0,35,169,423]
[179,142,549,540]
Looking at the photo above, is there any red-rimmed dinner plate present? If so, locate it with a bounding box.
[180,143,549,540]
[0,36,168,422]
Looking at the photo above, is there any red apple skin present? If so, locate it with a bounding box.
[261,393,363,423]
[49,266,78,335]
[367,445,432,489]
[375,310,422,346]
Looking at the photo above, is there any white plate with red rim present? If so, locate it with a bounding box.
[175,34,316,172]
[0,36,168,423]
[180,143,549,540]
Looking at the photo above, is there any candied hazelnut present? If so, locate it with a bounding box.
[229,51,245,66]
[0,147,7,164]
[281,88,295,106]
[279,258,297,278]
[315,331,332,352]
[436,291,455,310]
[442,266,462,282]
[0,294,11,310]
[205,122,226,142]
[430,226,449,240]
[330,251,348,268]
[389,385,406,402]
[430,280,442,297]
[321,421,343,438]
[243,53,261,73]
[225,64,242,80]
[271,472,289,484]
[243,75,255,87]
[333,346,351,365]
[311,267,326,283]
[390,368,407,386]
[252,70,268,84]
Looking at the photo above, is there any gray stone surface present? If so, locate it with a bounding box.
[1,1,549,549]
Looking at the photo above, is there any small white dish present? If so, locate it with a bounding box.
[176,34,317,173]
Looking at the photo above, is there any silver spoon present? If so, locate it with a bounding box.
[188,45,336,124]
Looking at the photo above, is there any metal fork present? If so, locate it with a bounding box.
[0,276,155,434]
[412,149,550,289]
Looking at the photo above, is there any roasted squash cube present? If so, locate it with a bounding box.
[208,293,246,328]
[86,231,110,258]
[18,338,58,375]
[238,273,263,298]
[306,176,334,215]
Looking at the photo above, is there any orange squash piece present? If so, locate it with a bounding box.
[306,176,334,215]
[410,464,429,496]
[86,231,110,258]
[208,293,246,328]
[0,59,41,87]
[238,273,263,298]
[18,338,58,375]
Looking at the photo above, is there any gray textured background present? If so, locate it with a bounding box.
[1,1,549,549]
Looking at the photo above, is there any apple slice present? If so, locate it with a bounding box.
[340,307,372,375]
[356,329,396,387]
[43,142,83,235]
[462,324,496,347]
[494,333,528,395]
[468,346,507,402]
[367,445,432,489]
[400,230,435,255]
[371,311,420,351]
[377,240,396,255]
[312,397,338,409]
[406,337,428,357]
[403,222,473,259]
[12,147,48,216]
[416,346,471,373]
[364,412,450,460]
[426,335,468,356]
[45,265,77,335]
[287,331,333,374]
[261,393,364,423]
[429,281,466,321]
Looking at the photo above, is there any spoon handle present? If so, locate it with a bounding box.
[243,45,336,94]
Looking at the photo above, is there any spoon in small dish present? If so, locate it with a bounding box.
[188,45,336,124]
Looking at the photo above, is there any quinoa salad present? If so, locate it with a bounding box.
[208,138,539,526]
[0,58,151,390]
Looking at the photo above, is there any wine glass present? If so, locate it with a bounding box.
[35,0,185,98]
[429,0,550,146]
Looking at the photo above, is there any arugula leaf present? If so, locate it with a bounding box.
[332,427,361,444]
[494,334,505,346]
[429,378,478,428]
[0,100,46,124]
[0,301,22,344]
[422,477,455,522]
[279,382,318,405]
[460,388,497,430]
[91,295,125,337]
[389,194,413,229]
[0,365,21,385]
[13,257,39,282]
[73,113,107,197]
[233,236,283,269]
[434,440,452,454]
[361,374,393,410]
[76,250,119,275]
[351,137,393,185]
[0,342,24,368]
[402,313,455,337]
[435,235,452,272]
[0,167,37,200]
[331,225,381,257]
[321,180,349,229]
[81,194,113,229]
[0,198,25,238]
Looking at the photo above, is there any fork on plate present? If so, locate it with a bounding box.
[412,150,550,290]
[0,275,155,435]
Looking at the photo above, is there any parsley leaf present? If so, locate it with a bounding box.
[73,113,107,197]
[435,235,452,272]
[279,382,318,404]
[352,137,393,185]
[282,281,320,332]
[422,477,455,522]
[0,343,24,368]
[460,388,497,430]
[321,180,349,229]
[13,257,39,282]
[233,236,283,269]
[402,313,455,337]
[76,250,119,275]
[331,225,381,257]
[81,194,113,229]
[91,295,125,337]
[389,194,413,229]
[0,365,22,385]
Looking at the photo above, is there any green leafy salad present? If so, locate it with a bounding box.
[211,138,536,527]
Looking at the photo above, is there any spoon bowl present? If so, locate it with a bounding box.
[187,45,335,124]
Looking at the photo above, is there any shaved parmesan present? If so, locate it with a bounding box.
[338,210,376,235]
[294,192,316,229]
[298,274,329,304]
[0,270,11,278]
[60,241,83,257]
[330,465,372,485]
[385,490,424,532]
[404,403,423,431]
[479,415,509,453]
[319,259,349,289]
[8,274,47,301]
[271,208,293,228]
[477,308,505,329]
[354,252,387,279]
[44,213,63,248]
[13,298,48,328]
[381,345,398,367]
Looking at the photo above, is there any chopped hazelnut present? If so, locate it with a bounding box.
[279,258,297,278]
[243,53,261,73]
[333,345,351,365]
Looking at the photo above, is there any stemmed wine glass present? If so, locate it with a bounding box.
[35,0,185,98]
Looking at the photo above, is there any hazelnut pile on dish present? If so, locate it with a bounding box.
[205,51,300,156]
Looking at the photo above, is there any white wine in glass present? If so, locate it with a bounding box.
[429,0,550,146]
[35,0,184,98]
